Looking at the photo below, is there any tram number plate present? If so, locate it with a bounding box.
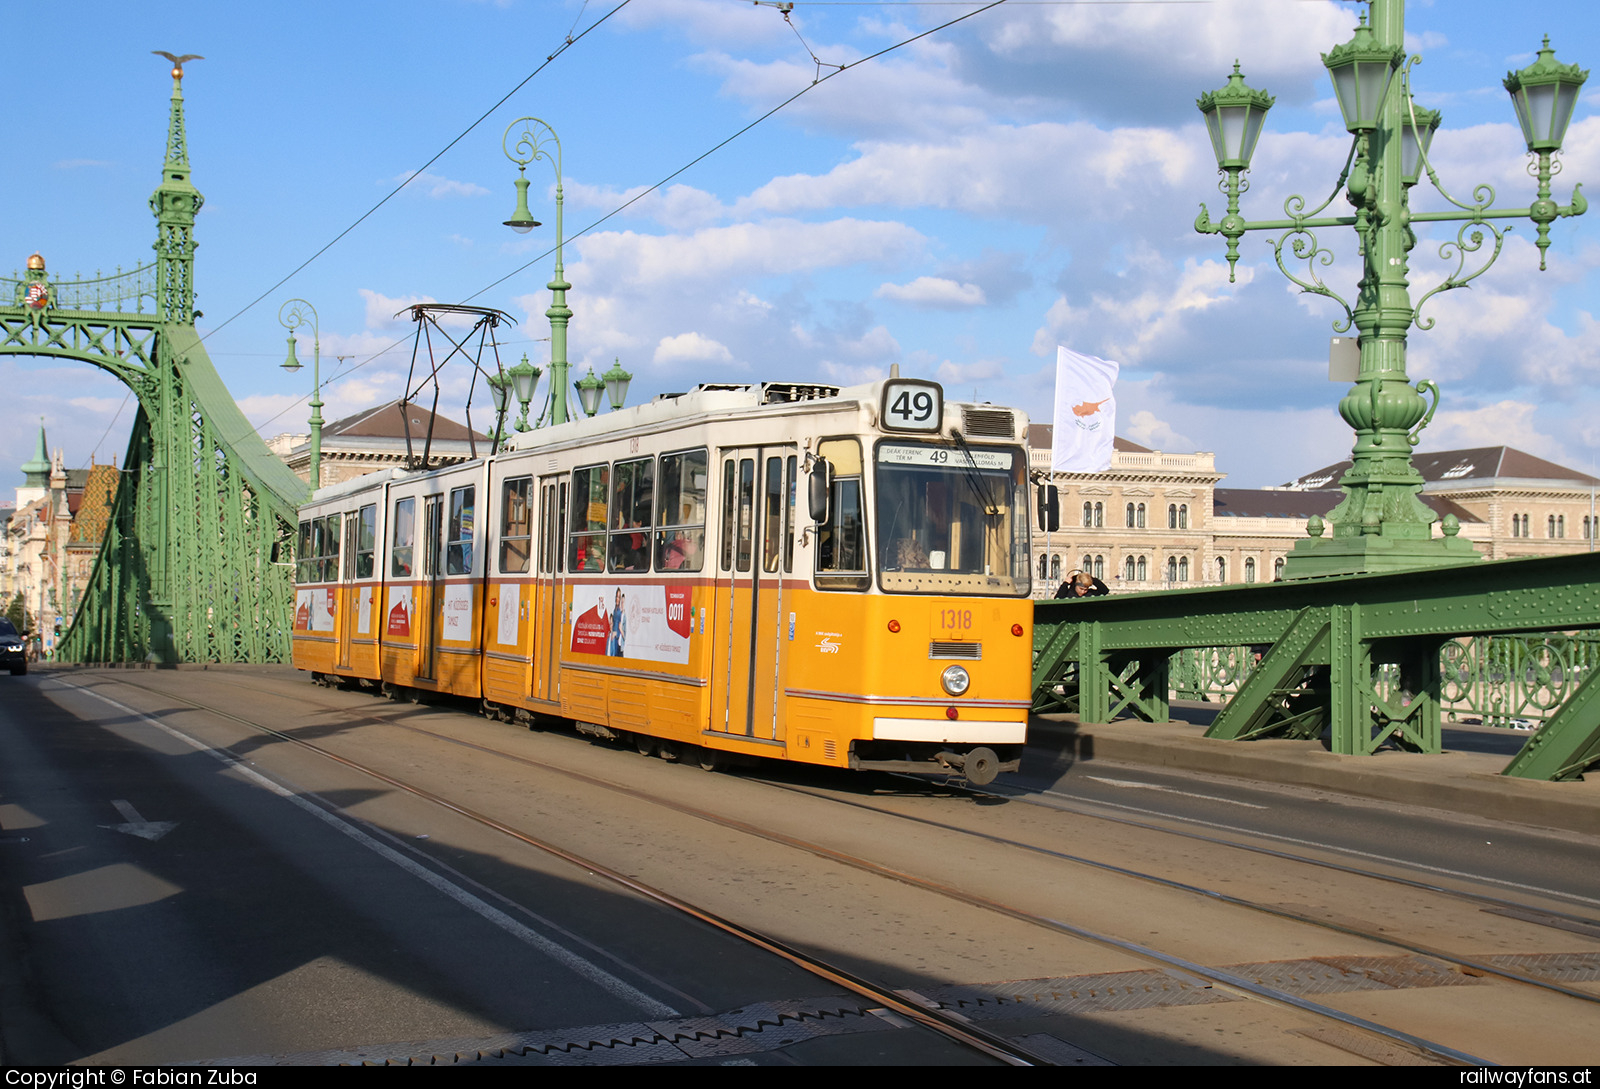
[932,607,975,638]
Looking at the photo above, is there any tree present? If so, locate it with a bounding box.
[5,593,29,634]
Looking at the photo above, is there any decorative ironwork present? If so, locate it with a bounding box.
[3,264,157,313]
[0,60,304,664]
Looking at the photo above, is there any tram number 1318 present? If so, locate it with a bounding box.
[936,608,974,636]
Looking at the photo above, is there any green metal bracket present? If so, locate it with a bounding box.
[1502,668,1600,781]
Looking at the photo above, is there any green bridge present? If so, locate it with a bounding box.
[0,66,305,664]
[1031,553,1600,783]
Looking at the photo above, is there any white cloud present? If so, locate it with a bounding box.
[1123,410,1194,452]
[876,277,986,308]
[564,181,727,231]
[935,357,1004,386]
[393,170,490,198]
[654,332,734,365]
[573,217,925,290]
[1425,401,1564,459]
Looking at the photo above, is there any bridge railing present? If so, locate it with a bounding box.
[1031,553,1600,781]
[1170,633,1600,729]
[5,265,157,313]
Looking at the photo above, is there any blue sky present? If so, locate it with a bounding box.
[3,0,1596,491]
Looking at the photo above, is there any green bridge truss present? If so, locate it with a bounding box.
[0,71,307,664]
[1032,553,1600,782]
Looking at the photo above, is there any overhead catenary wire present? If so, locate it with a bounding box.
[199,0,635,347]
[256,0,1014,433]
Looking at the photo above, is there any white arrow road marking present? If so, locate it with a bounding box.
[100,799,180,841]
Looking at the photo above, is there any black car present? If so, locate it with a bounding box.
[0,619,24,675]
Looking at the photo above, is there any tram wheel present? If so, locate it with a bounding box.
[635,735,659,757]
[381,682,402,701]
[697,748,720,773]
[657,741,680,762]
[964,746,999,786]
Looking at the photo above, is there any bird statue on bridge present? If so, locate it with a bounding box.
[152,51,204,80]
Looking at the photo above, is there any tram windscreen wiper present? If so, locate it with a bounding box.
[951,430,1002,516]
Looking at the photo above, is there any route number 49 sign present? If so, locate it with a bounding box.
[880,379,943,433]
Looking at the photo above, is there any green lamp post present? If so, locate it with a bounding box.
[507,353,542,432]
[574,367,605,418]
[485,371,511,450]
[502,117,574,426]
[1195,0,1588,579]
[602,358,633,412]
[278,298,322,493]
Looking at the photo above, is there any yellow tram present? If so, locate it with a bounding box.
[291,378,1034,782]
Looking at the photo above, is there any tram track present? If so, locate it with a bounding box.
[55,671,1589,1065]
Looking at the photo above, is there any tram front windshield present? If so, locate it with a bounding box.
[875,442,1030,596]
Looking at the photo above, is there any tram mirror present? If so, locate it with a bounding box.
[808,460,833,523]
[1037,484,1060,532]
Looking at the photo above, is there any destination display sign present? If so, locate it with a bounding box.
[877,444,1013,471]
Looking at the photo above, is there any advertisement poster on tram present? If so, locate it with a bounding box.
[570,584,692,664]
[442,584,473,641]
[295,588,335,632]
[497,585,520,647]
[387,586,413,638]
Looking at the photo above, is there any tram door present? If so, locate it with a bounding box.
[417,495,443,681]
[532,475,567,704]
[711,448,794,741]
[337,514,358,670]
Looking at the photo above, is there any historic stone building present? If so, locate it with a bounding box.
[1281,447,1599,561]
[0,425,118,654]
[1028,428,1591,596]
[1027,425,1223,596]
[267,399,490,489]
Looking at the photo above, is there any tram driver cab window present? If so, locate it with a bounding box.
[814,438,868,591]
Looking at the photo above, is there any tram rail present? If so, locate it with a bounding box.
[55,669,1600,1065]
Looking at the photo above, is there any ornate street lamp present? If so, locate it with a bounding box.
[574,367,605,418]
[502,117,574,425]
[485,371,510,449]
[278,298,322,492]
[507,353,542,431]
[1194,0,1588,579]
[602,358,633,412]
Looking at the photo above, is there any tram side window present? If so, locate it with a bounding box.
[569,465,609,572]
[391,498,416,578]
[296,520,313,583]
[447,486,475,575]
[609,457,654,573]
[815,438,868,591]
[353,504,376,578]
[655,449,707,572]
[298,513,340,583]
[500,477,532,574]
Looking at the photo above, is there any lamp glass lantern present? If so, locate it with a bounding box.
[280,334,303,373]
[1504,37,1589,154]
[1322,16,1403,134]
[503,171,542,234]
[601,359,633,411]
[1399,104,1441,185]
[1197,62,1275,171]
[486,371,510,415]
[574,367,605,417]
[508,354,542,406]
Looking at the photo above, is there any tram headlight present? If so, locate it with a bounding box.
[940,664,971,697]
